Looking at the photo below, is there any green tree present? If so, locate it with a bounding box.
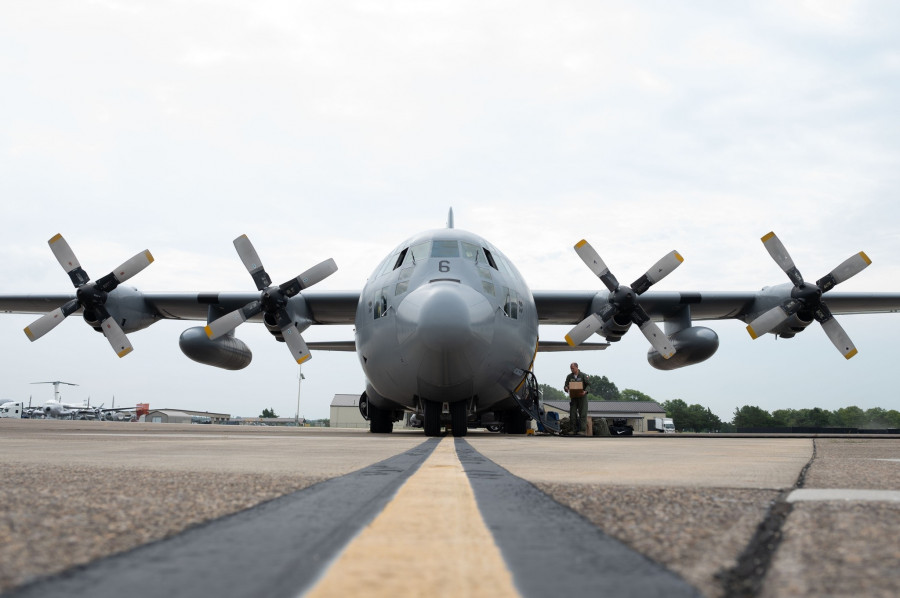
[793,407,832,427]
[662,398,690,428]
[732,405,775,428]
[260,407,278,418]
[587,375,620,401]
[771,408,797,427]
[620,388,654,402]
[685,404,723,433]
[833,406,866,428]
[540,384,567,402]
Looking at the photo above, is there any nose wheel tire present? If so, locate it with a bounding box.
[449,401,468,438]
[422,399,442,437]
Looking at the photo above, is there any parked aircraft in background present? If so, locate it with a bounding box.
[2,211,900,436]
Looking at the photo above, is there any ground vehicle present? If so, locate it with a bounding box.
[609,418,633,435]
[0,402,23,418]
[648,417,675,433]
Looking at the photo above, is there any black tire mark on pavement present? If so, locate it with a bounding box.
[6,438,440,598]
[455,438,702,598]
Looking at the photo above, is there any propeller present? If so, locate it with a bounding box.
[23,234,154,357]
[746,231,870,359]
[565,239,683,359]
[204,234,337,364]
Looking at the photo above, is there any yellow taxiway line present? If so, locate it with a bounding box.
[305,437,520,597]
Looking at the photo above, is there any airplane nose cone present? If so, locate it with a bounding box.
[396,282,494,352]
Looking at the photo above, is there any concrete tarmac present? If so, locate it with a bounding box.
[0,420,898,597]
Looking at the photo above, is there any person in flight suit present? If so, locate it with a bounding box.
[564,362,590,435]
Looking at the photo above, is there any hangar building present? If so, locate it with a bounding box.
[543,400,666,432]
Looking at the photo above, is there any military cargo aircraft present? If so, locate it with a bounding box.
[2,212,899,436]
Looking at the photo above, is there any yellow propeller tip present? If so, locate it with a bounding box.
[674,251,684,263]
[746,325,759,340]
[859,251,872,265]
[48,233,63,244]
[564,334,576,347]
[761,231,776,242]
[844,348,858,360]
[203,325,214,338]
[145,250,155,263]
[117,347,133,358]
[297,354,312,364]
[23,327,35,341]
[574,239,588,249]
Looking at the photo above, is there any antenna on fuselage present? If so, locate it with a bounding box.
[447,207,454,229]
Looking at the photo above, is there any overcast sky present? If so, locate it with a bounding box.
[2,1,899,422]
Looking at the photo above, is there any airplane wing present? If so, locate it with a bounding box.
[146,291,359,324]
[0,291,360,324]
[533,290,900,325]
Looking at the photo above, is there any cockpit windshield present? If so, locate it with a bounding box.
[431,240,459,258]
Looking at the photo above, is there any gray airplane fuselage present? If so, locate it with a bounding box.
[355,228,538,413]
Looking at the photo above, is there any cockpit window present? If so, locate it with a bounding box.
[461,242,487,264]
[431,240,460,258]
[411,241,431,263]
[502,287,519,319]
[394,248,409,270]
[482,248,499,270]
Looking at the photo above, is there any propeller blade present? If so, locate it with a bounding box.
[746,304,791,339]
[113,250,155,284]
[281,324,311,364]
[816,252,872,292]
[761,232,804,286]
[819,316,858,359]
[23,299,80,341]
[279,258,339,297]
[233,235,272,291]
[637,319,674,359]
[630,306,674,358]
[205,302,263,339]
[565,314,603,347]
[48,234,90,287]
[95,250,156,293]
[100,317,133,357]
[574,239,619,292]
[631,250,684,295]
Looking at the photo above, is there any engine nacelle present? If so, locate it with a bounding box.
[647,326,719,370]
[598,315,632,342]
[770,312,814,339]
[96,286,159,332]
[179,327,252,370]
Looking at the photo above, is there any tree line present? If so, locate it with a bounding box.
[540,376,900,433]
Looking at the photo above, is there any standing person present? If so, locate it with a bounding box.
[564,362,590,435]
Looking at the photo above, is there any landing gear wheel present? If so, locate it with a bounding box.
[423,399,442,437]
[449,401,468,438]
[505,409,528,435]
[368,402,393,434]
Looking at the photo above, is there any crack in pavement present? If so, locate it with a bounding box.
[717,439,818,597]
